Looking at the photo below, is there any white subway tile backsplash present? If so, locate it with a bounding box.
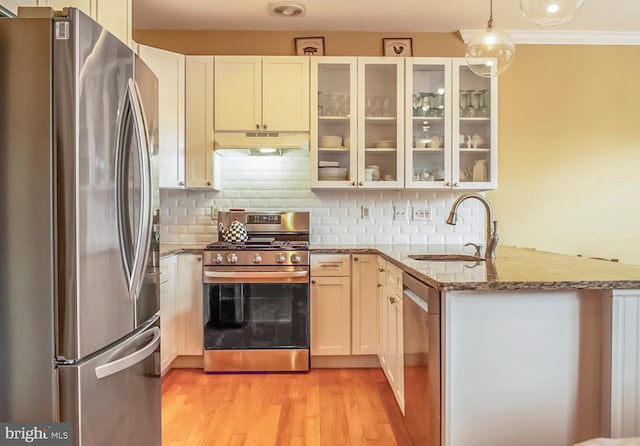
[159,155,484,245]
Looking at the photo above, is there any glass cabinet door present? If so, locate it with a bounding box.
[405,58,451,189]
[310,57,357,188]
[357,58,404,189]
[452,59,498,189]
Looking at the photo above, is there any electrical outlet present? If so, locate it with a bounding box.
[393,204,409,222]
[361,205,370,220]
[211,207,218,220]
[412,207,432,221]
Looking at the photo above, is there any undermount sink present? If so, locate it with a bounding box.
[408,254,485,262]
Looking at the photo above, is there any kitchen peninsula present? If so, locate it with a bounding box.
[161,242,640,445]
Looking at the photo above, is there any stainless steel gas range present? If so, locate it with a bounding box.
[202,211,310,372]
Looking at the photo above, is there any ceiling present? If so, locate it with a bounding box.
[133,0,640,34]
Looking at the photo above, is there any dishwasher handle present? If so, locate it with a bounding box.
[403,289,429,313]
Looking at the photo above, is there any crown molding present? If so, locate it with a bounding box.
[459,29,640,45]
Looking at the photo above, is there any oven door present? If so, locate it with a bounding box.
[202,265,310,371]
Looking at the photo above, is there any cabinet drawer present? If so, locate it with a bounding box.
[386,262,403,295]
[311,254,351,277]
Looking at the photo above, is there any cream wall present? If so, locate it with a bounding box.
[134,29,640,264]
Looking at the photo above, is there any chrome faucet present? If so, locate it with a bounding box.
[446,193,499,260]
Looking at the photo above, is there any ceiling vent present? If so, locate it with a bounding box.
[269,2,306,17]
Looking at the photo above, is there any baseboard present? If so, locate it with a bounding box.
[171,355,204,369]
[311,355,381,368]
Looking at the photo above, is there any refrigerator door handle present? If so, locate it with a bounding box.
[115,84,134,288]
[126,79,153,303]
[94,327,160,379]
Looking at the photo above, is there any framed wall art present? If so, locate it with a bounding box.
[383,38,413,57]
[295,36,325,56]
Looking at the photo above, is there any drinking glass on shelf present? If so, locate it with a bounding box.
[422,93,434,117]
[433,93,444,117]
[478,89,490,117]
[464,90,476,117]
[413,93,424,116]
[459,90,469,117]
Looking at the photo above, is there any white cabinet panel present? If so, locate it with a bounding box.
[176,254,203,356]
[185,56,220,190]
[214,56,309,132]
[160,255,178,373]
[310,275,351,356]
[611,290,640,438]
[137,45,185,189]
[351,254,378,355]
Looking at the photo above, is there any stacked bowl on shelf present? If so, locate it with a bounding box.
[318,160,348,180]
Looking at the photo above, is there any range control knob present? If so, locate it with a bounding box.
[290,253,301,264]
[227,253,238,264]
[215,254,223,264]
[275,253,287,264]
[253,254,262,264]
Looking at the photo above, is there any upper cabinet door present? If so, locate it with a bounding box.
[357,58,404,189]
[452,58,498,190]
[310,57,358,188]
[214,56,262,131]
[262,57,309,132]
[405,58,452,189]
[137,45,185,189]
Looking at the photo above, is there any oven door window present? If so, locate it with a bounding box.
[204,282,309,349]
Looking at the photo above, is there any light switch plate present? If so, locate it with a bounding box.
[412,207,432,221]
[361,205,370,220]
[393,204,410,222]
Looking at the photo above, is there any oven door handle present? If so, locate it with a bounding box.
[203,270,309,280]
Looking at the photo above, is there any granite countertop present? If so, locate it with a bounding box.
[160,243,640,291]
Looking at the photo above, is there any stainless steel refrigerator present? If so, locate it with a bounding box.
[0,7,161,445]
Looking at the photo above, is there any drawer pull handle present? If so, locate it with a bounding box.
[320,264,341,268]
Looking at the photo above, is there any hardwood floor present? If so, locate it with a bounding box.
[161,368,412,446]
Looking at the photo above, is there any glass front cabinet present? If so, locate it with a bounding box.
[311,57,496,190]
[310,57,404,189]
[405,58,497,190]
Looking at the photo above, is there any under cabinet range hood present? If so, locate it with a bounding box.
[214,131,309,151]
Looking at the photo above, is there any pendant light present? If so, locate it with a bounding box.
[465,0,515,78]
[520,0,585,26]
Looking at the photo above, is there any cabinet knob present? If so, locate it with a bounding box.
[389,296,396,304]
[378,268,385,272]
[351,181,356,186]
[353,257,359,261]
[196,257,201,262]
[358,181,363,186]
[256,124,260,130]
[179,181,185,186]
[262,124,267,130]
[377,284,382,288]
[454,182,459,187]
[207,181,212,186]
[311,280,316,284]
[445,182,451,187]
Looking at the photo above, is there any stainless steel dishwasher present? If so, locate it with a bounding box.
[402,272,441,446]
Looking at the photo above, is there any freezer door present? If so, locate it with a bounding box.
[54,9,151,360]
[58,317,161,446]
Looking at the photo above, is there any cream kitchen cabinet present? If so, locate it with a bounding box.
[377,257,405,412]
[40,0,131,46]
[310,254,351,356]
[160,255,178,373]
[136,49,220,190]
[214,56,310,132]
[137,45,186,189]
[405,58,497,190]
[351,254,378,355]
[185,56,221,190]
[176,253,203,356]
[310,57,404,189]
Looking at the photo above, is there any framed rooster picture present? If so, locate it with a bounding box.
[383,38,413,57]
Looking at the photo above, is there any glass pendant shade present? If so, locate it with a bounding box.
[519,0,585,26]
[465,26,515,78]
